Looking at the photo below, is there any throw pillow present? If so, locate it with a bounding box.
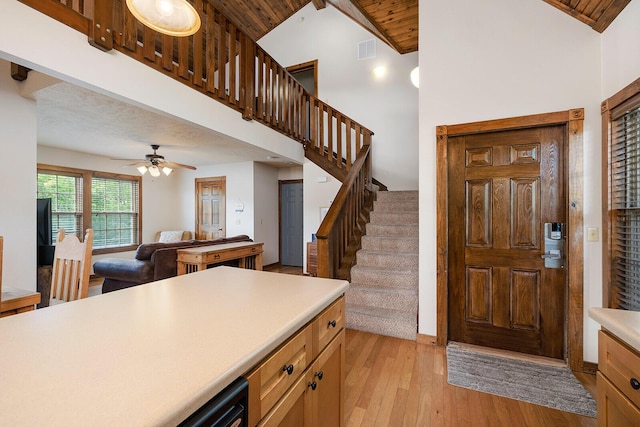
[158,230,184,243]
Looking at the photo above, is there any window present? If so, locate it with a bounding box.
[37,165,141,253]
[603,77,640,310]
[37,170,83,241]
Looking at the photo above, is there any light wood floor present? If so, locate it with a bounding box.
[263,264,598,425]
[345,329,597,427]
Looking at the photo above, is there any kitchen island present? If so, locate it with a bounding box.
[589,307,640,425]
[0,267,348,426]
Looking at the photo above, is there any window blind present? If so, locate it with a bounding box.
[610,105,640,310]
[91,176,140,249]
[37,171,83,242]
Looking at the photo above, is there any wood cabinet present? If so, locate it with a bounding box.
[247,297,345,427]
[597,330,640,426]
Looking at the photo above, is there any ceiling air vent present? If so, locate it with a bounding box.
[357,39,376,60]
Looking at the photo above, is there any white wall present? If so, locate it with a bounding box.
[303,161,341,273]
[601,0,640,98]
[177,163,255,235]
[254,163,280,265]
[278,166,303,181]
[419,0,603,362]
[0,59,37,290]
[258,3,419,191]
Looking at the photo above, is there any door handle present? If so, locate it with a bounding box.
[543,223,564,268]
[541,250,561,260]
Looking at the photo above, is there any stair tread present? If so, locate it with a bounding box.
[347,285,417,295]
[357,249,419,256]
[351,265,419,274]
[347,303,417,319]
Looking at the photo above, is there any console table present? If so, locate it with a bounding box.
[177,241,264,275]
[0,286,41,317]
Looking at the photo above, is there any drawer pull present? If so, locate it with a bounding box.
[282,364,294,375]
[314,371,324,380]
[328,320,337,328]
[308,381,317,391]
[631,378,640,390]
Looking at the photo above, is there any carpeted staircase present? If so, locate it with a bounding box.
[345,190,418,340]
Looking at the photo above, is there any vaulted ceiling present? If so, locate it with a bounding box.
[209,0,632,55]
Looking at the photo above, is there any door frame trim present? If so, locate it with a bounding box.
[194,176,226,240]
[435,109,585,371]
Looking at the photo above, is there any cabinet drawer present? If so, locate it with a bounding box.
[597,372,640,426]
[599,330,640,409]
[247,323,313,426]
[314,296,344,357]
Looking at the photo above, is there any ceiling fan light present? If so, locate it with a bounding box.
[137,165,148,175]
[149,165,161,177]
[126,0,201,37]
[162,167,173,176]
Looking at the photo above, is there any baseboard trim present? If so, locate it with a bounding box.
[582,361,598,375]
[417,334,437,346]
[263,262,281,270]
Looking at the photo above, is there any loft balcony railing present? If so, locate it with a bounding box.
[17,0,379,279]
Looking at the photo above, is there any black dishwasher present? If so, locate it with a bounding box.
[179,377,248,427]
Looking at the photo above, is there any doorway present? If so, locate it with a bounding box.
[287,60,317,96]
[280,180,303,267]
[436,110,586,369]
[195,177,226,240]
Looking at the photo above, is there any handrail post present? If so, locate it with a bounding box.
[241,33,255,121]
[88,0,113,52]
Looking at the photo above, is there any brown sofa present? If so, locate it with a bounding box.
[93,235,252,293]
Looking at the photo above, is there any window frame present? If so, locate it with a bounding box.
[37,164,142,255]
[602,77,640,309]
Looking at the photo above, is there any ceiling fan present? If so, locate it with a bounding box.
[115,144,197,177]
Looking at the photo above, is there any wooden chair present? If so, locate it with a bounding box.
[50,229,93,304]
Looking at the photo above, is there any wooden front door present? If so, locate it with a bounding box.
[447,125,566,359]
[195,177,226,240]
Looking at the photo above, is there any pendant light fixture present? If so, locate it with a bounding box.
[126,0,201,37]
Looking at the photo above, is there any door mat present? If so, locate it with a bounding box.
[446,344,597,418]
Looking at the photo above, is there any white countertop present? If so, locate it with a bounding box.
[589,307,640,352]
[0,267,348,426]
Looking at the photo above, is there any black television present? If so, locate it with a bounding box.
[37,198,54,266]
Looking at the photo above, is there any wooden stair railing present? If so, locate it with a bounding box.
[316,144,374,279]
[18,0,381,279]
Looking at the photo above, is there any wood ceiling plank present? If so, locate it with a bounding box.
[541,0,629,32]
[592,0,631,31]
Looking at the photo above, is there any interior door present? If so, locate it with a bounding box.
[280,181,303,267]
[196,177,226,240]
[447,125,566,359]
